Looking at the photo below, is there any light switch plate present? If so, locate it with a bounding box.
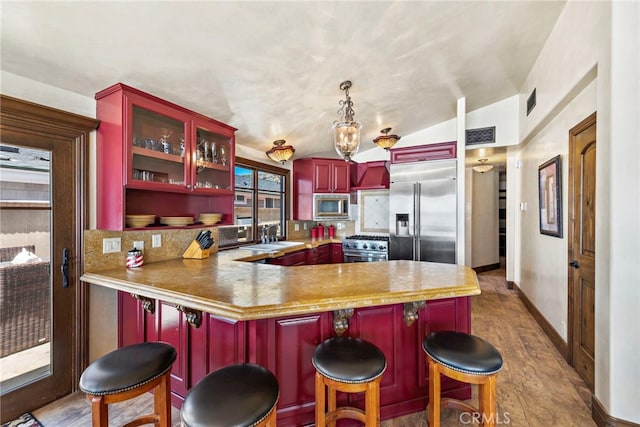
[133,240,144,252]
[152,234,162,248]
[102,237,121,254]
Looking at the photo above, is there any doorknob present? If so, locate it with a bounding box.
[569,260,580,269]
[61,248,69,288]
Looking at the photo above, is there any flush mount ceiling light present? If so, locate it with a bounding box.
[266,139,295,164]
[373,127,401,151]
[332,80,361,162]
[473,158,494,173]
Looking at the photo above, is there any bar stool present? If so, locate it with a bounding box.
[313,336,387,426]
[79,341,177,427]
[422,331,503,427]
[181,363,279,427]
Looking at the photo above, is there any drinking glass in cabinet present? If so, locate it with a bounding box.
[219,145,227,166]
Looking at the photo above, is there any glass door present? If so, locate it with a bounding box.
[0,95,95,423]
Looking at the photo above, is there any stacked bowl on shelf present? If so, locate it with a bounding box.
[159,216,194,226]
[198,213,222,225]
[125,214,156,228]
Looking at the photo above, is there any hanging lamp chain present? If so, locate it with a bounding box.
[337,81,356,123]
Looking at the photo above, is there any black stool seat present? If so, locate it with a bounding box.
[79,342,177,395]
[181,363,279,427]
[422,331,503,375]
[313,336,387,383]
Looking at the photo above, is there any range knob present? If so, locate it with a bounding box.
[362,244,368,250]
[370,244,377,250]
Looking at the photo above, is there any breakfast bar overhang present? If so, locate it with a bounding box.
[81,257,480,425]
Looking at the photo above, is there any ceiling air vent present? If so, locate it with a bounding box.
[527,88,536,116]
[465,126,496,146]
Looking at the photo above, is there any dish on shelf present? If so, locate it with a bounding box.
[125,214,156,228]
[160,216,194,226]
[198,212,222,225]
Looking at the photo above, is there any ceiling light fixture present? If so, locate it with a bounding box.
[373,127,401,151]
[332,80,361,162]
[266,139,295,164]
[472,158,494,173]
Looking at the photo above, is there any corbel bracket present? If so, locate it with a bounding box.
[403,301,426,326]
[131,293,155,315]
[175,305,203,329]
[333,308,354,336]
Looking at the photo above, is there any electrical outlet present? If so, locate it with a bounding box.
[133,240,144,252]
[152,234,162,248]
[294,224,300,231]
[303,223,308,230]
[337,222,344,230]
[102,237,121,254]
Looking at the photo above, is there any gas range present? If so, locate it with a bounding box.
[343,235,389,252]
[342,235,389,262]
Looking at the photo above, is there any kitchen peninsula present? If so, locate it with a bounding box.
[81,245,480,425]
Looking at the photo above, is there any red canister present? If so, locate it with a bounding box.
[328,224,336,238]
[311,227,318,239]
[317,223,324,239]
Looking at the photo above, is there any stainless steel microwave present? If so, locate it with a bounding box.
[313,193,350,220]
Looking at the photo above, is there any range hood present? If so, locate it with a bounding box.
[351,161,390,190]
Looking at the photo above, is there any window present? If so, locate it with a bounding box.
[234,158,289,242]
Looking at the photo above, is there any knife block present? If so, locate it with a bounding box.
[182,240,210,259]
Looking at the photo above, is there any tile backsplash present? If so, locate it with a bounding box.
[84,228,219,272]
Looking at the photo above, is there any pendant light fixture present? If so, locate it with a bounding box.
[332,80,361,162]
[266,139,295,164]
[373,127,401,150]
[472,158,494,173]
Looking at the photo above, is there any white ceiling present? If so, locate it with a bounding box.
[0,1,565,162]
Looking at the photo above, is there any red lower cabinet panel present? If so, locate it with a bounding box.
[118,291,471,423]
[252,312,334,426]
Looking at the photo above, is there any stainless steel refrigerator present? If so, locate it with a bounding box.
[389,159,457,263]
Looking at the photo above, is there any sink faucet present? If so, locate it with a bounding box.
[261,225,279,243]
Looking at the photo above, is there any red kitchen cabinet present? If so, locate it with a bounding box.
[268,249,307,266]
[251,312,334,426]
[390,141,457,164]
[293,158,351,220]
[330,243,343,263]
[118,292,247,406]
[95,83,236,230]
[306,244,331,265]
[118,293,471,422]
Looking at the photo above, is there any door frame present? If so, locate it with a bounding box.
[566,111,596,368]
[0,95,98,421]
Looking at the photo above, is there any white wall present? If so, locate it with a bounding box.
[607,1,640,421]
[514,0,640,422]
[466,95,520,147]
[516,80,597,339]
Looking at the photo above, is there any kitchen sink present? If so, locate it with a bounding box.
[239,241,305,253]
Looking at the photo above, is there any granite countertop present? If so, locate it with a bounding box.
[81,239,480,321]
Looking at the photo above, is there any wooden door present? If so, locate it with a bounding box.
[567,112,596,391]
[0,96,98,422]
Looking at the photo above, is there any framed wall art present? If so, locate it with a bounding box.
[538,155,563,237]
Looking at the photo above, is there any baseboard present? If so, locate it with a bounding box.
[592,396,639,427]
[472,263,501,273]
[513,284,568,360]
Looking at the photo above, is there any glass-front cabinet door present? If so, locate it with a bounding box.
[126,96,190,191]
[191,119,233,193]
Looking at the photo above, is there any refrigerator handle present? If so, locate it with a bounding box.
[415,182,421,261]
